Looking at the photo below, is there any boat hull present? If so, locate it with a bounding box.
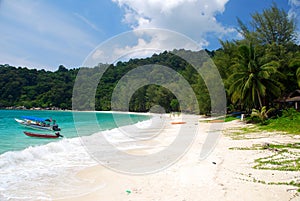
[23,131,61,138]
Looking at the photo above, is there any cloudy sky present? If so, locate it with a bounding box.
[0,0,298,70]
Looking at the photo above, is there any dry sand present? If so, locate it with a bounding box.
[53,115,300,201]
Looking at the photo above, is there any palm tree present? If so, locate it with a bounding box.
[227,43,283,110]
[297,67,300,88]
[251,106,275,124]
[288,51,300,88]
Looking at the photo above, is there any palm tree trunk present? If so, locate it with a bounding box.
[256,89,263,109]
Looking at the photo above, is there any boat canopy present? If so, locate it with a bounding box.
[21,116,52,122]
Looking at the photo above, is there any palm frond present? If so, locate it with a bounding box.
[297,67,300,87]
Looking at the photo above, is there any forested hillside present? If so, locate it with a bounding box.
[1,4,300,114]
[0,65,78,109]
[0,49,214,113]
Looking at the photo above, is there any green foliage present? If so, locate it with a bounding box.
[1,4,299,113]
[226,43,283,110]
[251,106,275,124]
[0,65,78,109]
[282,108,299,120]
[224,116,237,122]
[216,3,299,111]
[297,67,300,87]
[260,109,300,134]
[93,50,212,114]
[0,50,213,114]
[238,3,296,45]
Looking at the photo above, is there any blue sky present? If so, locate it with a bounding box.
[0,0,299,71]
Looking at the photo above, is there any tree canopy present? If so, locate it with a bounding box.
[1,4,300,114]
[215,3,300,111]
[237,3,296,46]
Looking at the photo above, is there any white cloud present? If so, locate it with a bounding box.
[288,0,300,43]
[112,0,234,48]
[108,0,236,61]
[289,0,300,6]
[92,50,104,60]
[86,29,201,66]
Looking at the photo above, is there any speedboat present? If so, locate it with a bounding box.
[15,116,61,131]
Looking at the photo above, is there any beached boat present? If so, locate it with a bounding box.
[23,131,63,138]
[171,121,186,125]
[15,116,61,131]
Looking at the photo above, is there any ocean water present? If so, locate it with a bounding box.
[0,110,149,154]
[0,110,151,200]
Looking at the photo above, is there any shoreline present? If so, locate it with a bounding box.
[2,113,299,200]
[0,110,151,155]
[1,107,173,116]
[0,111,155,200]
[52,116,299,201]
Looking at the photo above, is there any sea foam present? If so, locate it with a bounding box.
[0,118,154,200]
[0,137,98,200]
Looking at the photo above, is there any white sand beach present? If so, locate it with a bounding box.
[51,115,299,201]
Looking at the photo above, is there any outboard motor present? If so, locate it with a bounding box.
[52,125,61,131]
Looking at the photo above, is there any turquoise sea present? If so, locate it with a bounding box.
[0,109,151,200]
[0,110,149,154]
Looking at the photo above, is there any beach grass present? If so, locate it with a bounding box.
[225,109,300,140]
[261,115,300,134]
[224,116,238,122]
[226,111,300,193]
[200,115,239,123]
[246,108,300,134]
[231,142,300,171]
[230,142,300,193]
[224,125,263,140]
